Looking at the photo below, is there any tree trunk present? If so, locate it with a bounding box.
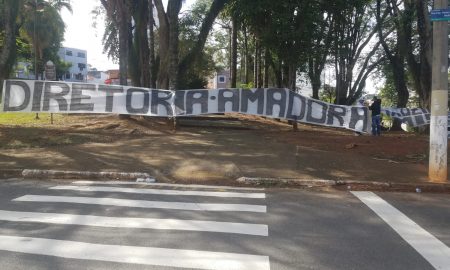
[167,0,182,90]
[253,37,258,87]
[405,0,432,109]
[230,17,238,88]
[149,0,156,88]
[138,0,150,87]
[243,26,249,85]
[117,1,131,86]
[288,63,296,92]
[154,0,170,89]
[263,49,269,88]
[257,43,262,88]
[0,0,20,98]
[273,59,282,88]
[282,62,289,88]
[289,63,298,131]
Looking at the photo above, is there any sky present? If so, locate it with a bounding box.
[61,0,113,70]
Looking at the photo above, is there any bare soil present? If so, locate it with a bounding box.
[0,113,444,184]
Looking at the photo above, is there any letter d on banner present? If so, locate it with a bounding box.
[3,81,31,111]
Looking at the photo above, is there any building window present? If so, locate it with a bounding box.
[218,75,226,83]
[65,72,71,79]
[77,52,86,58]
[75,73,84,80]
[78,63,86,71]
[66,50,72,56]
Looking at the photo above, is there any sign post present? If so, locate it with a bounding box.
[429,1,449,182]
[44,60,56,124]
[44,60,56,81]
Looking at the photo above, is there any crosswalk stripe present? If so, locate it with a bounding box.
[13,195,267,212]
[0,235,270,270]
[49,185,266,199]
[0,210,268,236]
[352,191,450,270]
[72,181,265,191]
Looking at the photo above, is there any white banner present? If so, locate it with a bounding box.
[382,107,431,127]
[1,80,371,132]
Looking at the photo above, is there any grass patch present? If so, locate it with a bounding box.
[0,112,65,125]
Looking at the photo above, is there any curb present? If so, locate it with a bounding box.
[236,177,450,192]
[0,169,23,179]
[21,169,152,180]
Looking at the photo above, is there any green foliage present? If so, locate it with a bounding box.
[376,64,397,107]
[238,82,254,89]
[19,0,68,77]
[178,0,217,89]
[319,84,336,103]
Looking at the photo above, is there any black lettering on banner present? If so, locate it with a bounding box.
[400,108,412,117]
[266,88,287,117]
[186,90,208,114]
[412,108,426,126]
[286,91,306,121]
[390,110,402,119]
[400,116,415,127]
[240,88,264,114]
[98,85,123,112]
[32,81,44,111]
[126,88,150,114]
[306,99,328,124]
[151,90,173,116]
[349,107,368,131]
[327,105,346,126]
[70,83,95,111]
[174,90,186,115]
[218,89,240,112]
[3,80,30,111]
[425,111,430,123]
[42,82,70,111]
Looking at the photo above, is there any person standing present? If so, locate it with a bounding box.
[369,96,381,136]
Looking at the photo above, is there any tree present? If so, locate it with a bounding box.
[307,10,333,99]
[320,84,336,103]
[0,0,21,96]
[177,0,217,89]
[330,0,385,105]
[129,0,150,87]
[376,0,409,109]
[177,0,230,88]
[405,0,432,109]
[101,0,131,86]
[21,0,68,79]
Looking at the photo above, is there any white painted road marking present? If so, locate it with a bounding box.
[49,185,266,199]
[73,181,265,191]
[0,235,270,270]
[352,191,450,270]
[13,195,267,212]
[0,210,268,236]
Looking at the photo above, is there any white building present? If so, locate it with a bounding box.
[86,70,109,84]
[58,47,88,82]
[208,70,230,89]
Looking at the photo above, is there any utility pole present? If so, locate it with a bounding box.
[429,0,449,182]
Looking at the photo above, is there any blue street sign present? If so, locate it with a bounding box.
[431,8,450,21]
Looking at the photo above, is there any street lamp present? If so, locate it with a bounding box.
[34,0,44,120]
[34,0,39,119]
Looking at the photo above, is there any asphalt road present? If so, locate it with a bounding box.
[0,179,448,270]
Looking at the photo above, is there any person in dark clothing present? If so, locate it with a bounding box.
[369,96,381,136]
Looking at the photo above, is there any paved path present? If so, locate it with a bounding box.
[0,179,448,270]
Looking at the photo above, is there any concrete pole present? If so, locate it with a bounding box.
[429,0,449,182]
